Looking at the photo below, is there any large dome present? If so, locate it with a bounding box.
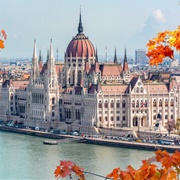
[65,12,95,58]
[66,33,95,58]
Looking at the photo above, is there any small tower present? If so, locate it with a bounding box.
[45,39,59,123]
[78,8,83,34]
[92,48,100,84]
[113,48,118,64]
[31,39,39,85]
[122,48,130,83]
[38,50,43,73]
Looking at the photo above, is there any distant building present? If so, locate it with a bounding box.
[135,49,147,64]
[171,59,179,67]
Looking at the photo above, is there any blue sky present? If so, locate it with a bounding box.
[0,0,179,60]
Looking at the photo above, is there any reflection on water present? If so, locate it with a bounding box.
[0,132,154,179]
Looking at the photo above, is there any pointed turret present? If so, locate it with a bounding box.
[113,48,117,64]
[33,39,37,59]
[32,39,39,79]
[78,8,83,34]
[38,50,42,63]
[122,48,130,83]
[46,49,49,63]
[38,50,43,73]
[169,75,173,91]
[122,48,129,72]
[50,38,54,59]
[95,47,98,63]
[94,48,99,73]
[46,39,57,89]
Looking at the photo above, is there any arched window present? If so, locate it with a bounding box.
[132,100,135,108]
[136,87,139,93]
[78,71,82,85]
[153,100,156,107]
[72,70,75,85]
[52,97,55,104]
[136,100,139,108]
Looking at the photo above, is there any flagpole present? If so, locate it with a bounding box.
[56,48,58,63]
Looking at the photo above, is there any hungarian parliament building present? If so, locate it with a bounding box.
[0,13,179,133]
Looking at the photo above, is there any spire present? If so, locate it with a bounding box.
[95,47,98,62]
[124,47,127,62]
[105,46,108,62]
[46,49,49,63]
[113,48,117,64]
[32,39,39,80]
[33,39,37,58]
[122,48,129,72]
[38,50,42,63]
[94,48,99,73]
[50,38,54,59]
[78,7,83,34]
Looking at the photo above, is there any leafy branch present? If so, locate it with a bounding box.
[146,25,180,66]
[54,150,180,180]
[0,29,7,49]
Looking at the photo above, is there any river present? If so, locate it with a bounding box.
[0,131,155,180]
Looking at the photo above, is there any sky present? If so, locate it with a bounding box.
[0,0,180,60]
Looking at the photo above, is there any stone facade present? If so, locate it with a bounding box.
[0,13,179,134]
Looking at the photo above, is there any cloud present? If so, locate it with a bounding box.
[128,9,167,53]
[153,9,166,23]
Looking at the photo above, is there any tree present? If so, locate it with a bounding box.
[0,29,7,49]
[146,25,180,66]
[54,149,180,180]
[166,119,176,136]
[175,118,180,135]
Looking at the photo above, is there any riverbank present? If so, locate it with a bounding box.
[0,125,179,153]
[81,137,179,153]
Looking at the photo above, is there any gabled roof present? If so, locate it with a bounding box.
[130,77,139,90]
[100,63,122,77]
[2,79,29,89]
[88,84,98,94]
[55,63,64,74]
[100,84,129,94]
[144,83,168,93]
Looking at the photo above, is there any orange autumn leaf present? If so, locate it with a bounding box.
[72,165,84,176]
[153,31,168,44]
[147,40,156,51]
[171,150,180,167]
[1,29,7,40]
[0,39,5,49]
[106,167,121,180]
[54,161,74,179]
[54,166,61,179]
[163,45,174,59]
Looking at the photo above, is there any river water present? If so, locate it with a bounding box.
[0,131,155,180]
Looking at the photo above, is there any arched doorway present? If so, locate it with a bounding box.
[141,116,147,126]
[133,117,138,126]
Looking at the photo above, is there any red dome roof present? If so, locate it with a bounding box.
[66,33,95,58]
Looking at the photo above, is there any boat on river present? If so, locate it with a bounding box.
[43,140,58,145]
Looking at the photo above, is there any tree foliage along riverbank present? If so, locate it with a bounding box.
[54,149,180,180]
[0,29,7,49]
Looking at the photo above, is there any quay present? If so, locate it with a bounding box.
[0,125,179,153]
[81,137,180,153]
